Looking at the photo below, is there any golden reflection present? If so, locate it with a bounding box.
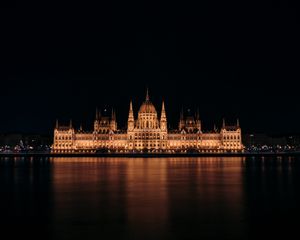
[126,158,168,239]
[166,157,244,209]
[49,156,246,239]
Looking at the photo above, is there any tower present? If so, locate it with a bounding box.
[160,100,167,131]
[127,100,134,131]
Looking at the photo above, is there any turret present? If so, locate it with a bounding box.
[179,107,185,130]
[213,124,217,132]
[196,108,201,131]
[110,108,117,131]
[94,108,100,132]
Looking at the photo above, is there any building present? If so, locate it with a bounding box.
[52,90,244,153]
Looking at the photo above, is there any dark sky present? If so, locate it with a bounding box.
[0,5,298,135]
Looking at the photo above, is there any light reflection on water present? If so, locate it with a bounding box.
[0,156,299,239]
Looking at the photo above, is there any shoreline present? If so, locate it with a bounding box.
[0,152,300,158]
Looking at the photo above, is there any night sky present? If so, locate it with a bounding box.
[0,6,298,135]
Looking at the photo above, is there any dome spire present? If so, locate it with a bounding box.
[146,87,149,101]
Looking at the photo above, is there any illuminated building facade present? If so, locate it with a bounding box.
[52,90,244,153]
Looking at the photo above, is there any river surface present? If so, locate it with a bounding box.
[0,156,299,239]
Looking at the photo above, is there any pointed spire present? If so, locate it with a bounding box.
[237,118,240,127]
[111,108,114,120]
[222,118,225,128]
[161,100,166,120]
[196,108,200,120]
[146,87,149,101]
[214,124,217,132]
[69,119,73,128]
[110,108,117,131]
[180,107,184,120]
[128,100,134,121]
[95,107,99,120]
[56,119,59,129]
[179,107,184,130]
[110,108,116,121]
[130,99,133,111]
[128,100,134,131]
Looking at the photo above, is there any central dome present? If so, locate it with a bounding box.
[138,88,157,114]
[139,100,157,113]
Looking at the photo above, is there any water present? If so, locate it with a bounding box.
[0,156,299,240]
